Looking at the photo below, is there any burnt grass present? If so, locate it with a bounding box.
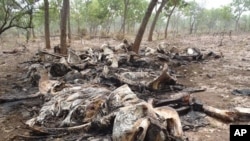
[1,34,250,141]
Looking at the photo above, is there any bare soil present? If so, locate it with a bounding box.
[1,34,250,141]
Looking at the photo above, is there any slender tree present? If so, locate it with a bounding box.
[231,0,250,32]
[164,4,176,38]
[60,0,69,54]
[30,3,36,39]
[164,0,187,38]
[67,1,71,43]
[148,0,167,41]
[183,1,202,34]
[132,0,158,54]
[44,0,51,49]
[120,0,130,35]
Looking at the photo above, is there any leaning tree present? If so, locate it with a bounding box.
[132,0,158,54]
[148,0,168,41]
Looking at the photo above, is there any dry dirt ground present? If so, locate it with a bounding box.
[0,34,250,141]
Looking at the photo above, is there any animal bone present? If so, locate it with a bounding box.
[145,47,156,56]
[38,68,65,95]
[67,48,82,64]
[111,55,118,68]
[154,106,183,138]
[115,39,132,52]
[112,101,183,141]
[148,63,177,90]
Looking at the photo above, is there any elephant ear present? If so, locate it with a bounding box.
[135,118,150,141]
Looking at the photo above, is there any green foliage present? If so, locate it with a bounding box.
[0,0,37,35]
[32,0,62,33]
[126,0,148,23]
[231,0,250,18]
[165,0,188,11]
[3,0,250,36]
[87,0,109,24]
[183,1,203,17]
[202,6,233,31]
[230,0,250,31]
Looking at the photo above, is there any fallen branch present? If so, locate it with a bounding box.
[28,123,91,134]
[153,94,190,107]
[39,50,66,58]
[182,87,206,93]
[0,92,42,104]
[202,105,237,122]
[11,134,67,141]
[2,50,18,54]
[193,99,250,122]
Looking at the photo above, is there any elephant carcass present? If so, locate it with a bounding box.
[112,102,183,141]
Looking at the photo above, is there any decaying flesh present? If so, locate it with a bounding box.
[26,85,111,127]
[112,102,183,141]
[23,40,232,141]
[27,84,184,140]
[115,63,177,91]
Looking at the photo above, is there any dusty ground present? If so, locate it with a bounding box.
[0,34,250,141]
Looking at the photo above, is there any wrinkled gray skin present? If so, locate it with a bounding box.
[26,84,183,141]
[97,85,183,141]
[26,85,110,127]
[112,103,153,141]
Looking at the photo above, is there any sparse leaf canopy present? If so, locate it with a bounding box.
[0,0,39,35]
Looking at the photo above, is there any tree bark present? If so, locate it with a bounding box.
[120,0,129,36]
[148,0,167,41]
[26,29,31,43]
[32,27,36,38]
[132,0,158,54]
[44,0,51,49]
[67,1,71,44]
[30,8,36,39]
[164,5,176,38]
[60,0,69,55]
[189,17,195,34]
[235,17,240,32]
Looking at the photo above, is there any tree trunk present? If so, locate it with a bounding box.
[32,27,36,38]
[60,0,69,55]
[235,17,240,32]
[44,0,51,49]
[132,0,158,54]
[189,16,195,34]
[26,29,31,43]
[164,5,176,39]
[67,1,71,44]
[148,0,167,41]
[120,0,129,35]
[30,10,36,39]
